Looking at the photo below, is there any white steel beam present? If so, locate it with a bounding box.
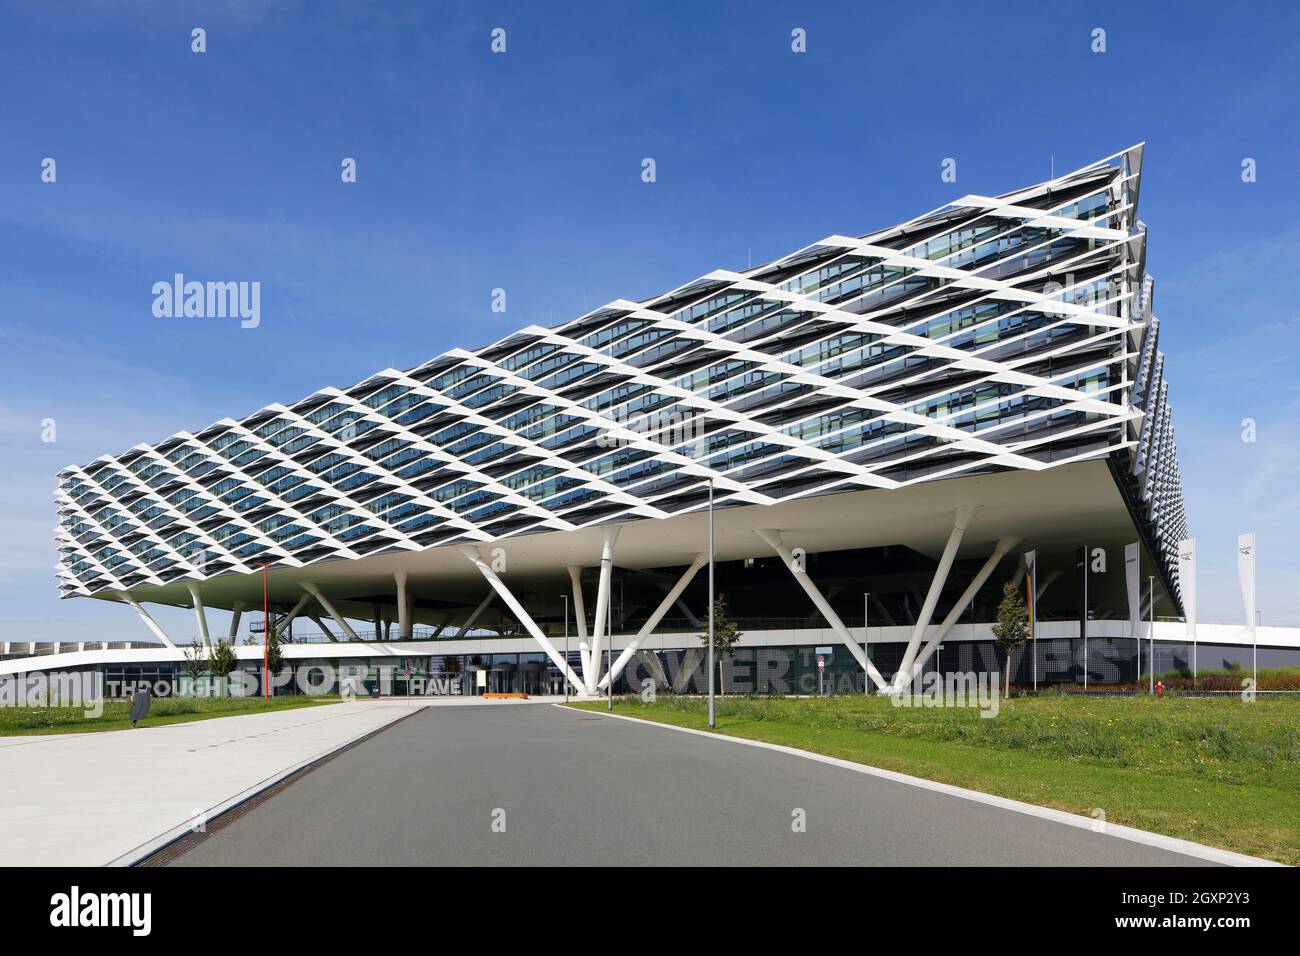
[1035,568,1063,603]
[228,602,245,640]
[460,547,584,690]
[907,536,1020,679]
[755,529,889,691]
[600,554,705,690]
[275,592,313,638]
[656,581,700,627]
[458,591,495,637]
[118,592,177,649]
[308,612,339,642]
[302,583,360,642]
[186,582,210,646]
[895,504,982,686]
[869,593,897,626]
[567,565,592,690]
[587,526,621,692]
[394,571,411,639]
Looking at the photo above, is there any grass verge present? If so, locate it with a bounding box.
[570,694,1300,864]
[0,695,339,736]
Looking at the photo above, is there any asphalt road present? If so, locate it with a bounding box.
[167,703,1211,866]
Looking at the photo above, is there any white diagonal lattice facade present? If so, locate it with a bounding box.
[55,145,1188,607]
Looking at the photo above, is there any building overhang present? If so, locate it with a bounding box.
[89,457,1170,617]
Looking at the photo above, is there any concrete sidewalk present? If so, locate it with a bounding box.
[0,700,426,866]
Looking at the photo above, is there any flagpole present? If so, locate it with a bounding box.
[1082,545,1088,691]
[1025,550,1037,693]
[261,563,269,700]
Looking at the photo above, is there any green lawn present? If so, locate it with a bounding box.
[0,695,338,736]
[570,694,1300,864]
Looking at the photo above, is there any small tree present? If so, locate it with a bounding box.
[699,594,743,697]
[207,638,239,697]
[181,640,207,680]
[265,627,287,696]
[991,579,1029,698]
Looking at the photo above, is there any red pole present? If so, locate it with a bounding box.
[262,564,269,699]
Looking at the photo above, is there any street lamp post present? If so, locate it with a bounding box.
[707,477,715,729]
[563,593,569,703]
[607,598,613,712]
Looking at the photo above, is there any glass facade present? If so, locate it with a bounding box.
[79,639,1300,700]
[55,146,1187,625]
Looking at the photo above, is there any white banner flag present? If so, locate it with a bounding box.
[1238,532,1256,632]
[1023,550,1037,624]
[1125,542,1141,641]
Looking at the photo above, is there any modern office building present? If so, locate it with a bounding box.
[12,144,1293,697]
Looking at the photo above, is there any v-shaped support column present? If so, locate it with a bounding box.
[457,591,495,637]
[600,554,705,690]
[302,583,360,641]
[906,536,1019,681]
[755,530,889,692]
[274,592,313,638]
[461,546,585,691]
[587,526,621,693]
[308,612,339,642]
[118,591,177,648]
[894,504,981,689]
[567,566,592,689]
[186,582,210,647]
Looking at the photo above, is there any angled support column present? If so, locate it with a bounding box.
[186,582,210,646]
[637,650,670,689]
[275,592,313,638]
[869,593,896,627]
[458,591,495,637]
[656,581,700,627]
[755,530,889,691]
[118,592,177,649]
[460,547,584,690]
[567,566,592,689]
[601,554,705,690]
[1035,568,1062,604]
[308,612,339,642]
[394,571,411,640]
[895,504,982,687]
[228,602,245,641]
[302,583,360,641]
[908,536,1020,679]
[587,526,622,692]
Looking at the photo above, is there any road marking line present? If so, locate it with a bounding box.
[553,704,1283,868]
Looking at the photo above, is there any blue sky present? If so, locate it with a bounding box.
[2,0,1298,642]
